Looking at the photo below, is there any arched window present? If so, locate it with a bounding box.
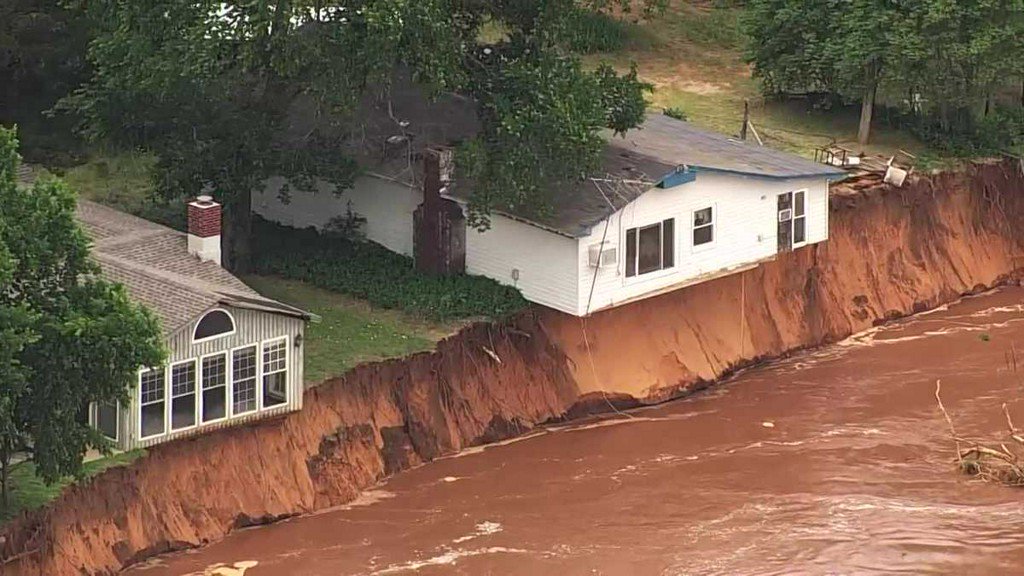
[193,309,235,342]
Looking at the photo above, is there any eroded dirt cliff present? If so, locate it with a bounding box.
[0,320,578,575]
[1,159,1023,575]
[545,159,1024,401]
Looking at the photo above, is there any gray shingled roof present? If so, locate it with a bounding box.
[15,164,35,187]
[610,114,847,179]
[446,144,674,237]
[284,69,479,188]
[76,200,308,336]
[447,114,846,237]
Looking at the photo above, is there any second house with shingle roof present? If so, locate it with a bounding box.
[78,197,311,450]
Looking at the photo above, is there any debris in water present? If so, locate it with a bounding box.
[187,560,259,576]
[762,421,775,428]
[453,521,503,543]
[935,379,1024,486]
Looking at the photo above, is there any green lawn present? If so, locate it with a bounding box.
[61,150,156,209]
[1,451,143,522]
[243,275,458,384]
[58,150,185,230]
[593,1,936,161]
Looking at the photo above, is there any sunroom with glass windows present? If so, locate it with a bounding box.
[92,305,307,451]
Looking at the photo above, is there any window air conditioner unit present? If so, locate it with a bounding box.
[588,243,617,268]
[778,209,793,222]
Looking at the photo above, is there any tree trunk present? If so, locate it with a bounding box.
[740,100,749,141]
[858,66,878,149]
[1,452,9,513]
[223,189,253,273]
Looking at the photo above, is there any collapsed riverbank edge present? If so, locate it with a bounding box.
[2,158,1023,575]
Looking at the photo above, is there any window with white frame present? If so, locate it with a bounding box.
[202,353,228,423]
[793,191,806,245]
[693,207,714,247]
[170,361,197,430]
[139,368,166,439]
[193,309,235,343]
[262,338,288,408]
[625,218,675,277]
[232,346,258,415]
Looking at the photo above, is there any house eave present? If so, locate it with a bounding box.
[440,193,582,239]
[688,165,849,180]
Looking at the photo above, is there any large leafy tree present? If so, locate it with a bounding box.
[0,127,164,511]
[744,0,901,146]
[891,0,1024,132]
[745,0,1024,148]
[0,0,91,159]
[68,0,655,270]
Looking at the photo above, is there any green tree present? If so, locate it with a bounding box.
[66,0,655,270]
[745,0,1024,148]
[0,0,91,161]
[892,0,1024,133]
[0,126,165,511]
[744,0,901,147]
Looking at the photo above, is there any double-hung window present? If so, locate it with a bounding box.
[693,207,714,247]
[202,353,228,423]
[170,361,197,431]
[262,338,288,408]
[625,218,675,277]
[139,368,166,439]
[793,191,806,245]
[232,346,258,415]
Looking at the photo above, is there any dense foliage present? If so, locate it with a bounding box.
[0,0,91,163]
[744,0,1024,149]
[0,127,164,511]
[251,218,527,321]
[68,0,659,269]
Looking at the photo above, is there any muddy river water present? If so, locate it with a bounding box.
[131,289,1024,575]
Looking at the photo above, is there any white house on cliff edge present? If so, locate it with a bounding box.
[255,108,846,317]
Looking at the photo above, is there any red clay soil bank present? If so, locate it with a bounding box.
[0,320,578,575]
[544,158,1024,401]
[2,159,1023,575]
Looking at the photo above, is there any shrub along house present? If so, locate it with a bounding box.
[254,91,846,316]
[78,197,310,450]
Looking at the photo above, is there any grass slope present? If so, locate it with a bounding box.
[2,451,143,522]
[243,275,457,383]
[594,1,933,160]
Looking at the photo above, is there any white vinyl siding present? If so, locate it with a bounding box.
[254,175,423,256]
[577,172,830,315]
[464,213,579,315]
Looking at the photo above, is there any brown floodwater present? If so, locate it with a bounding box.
[130,289,1024,576]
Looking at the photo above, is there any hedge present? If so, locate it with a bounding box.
[251,218,528,322]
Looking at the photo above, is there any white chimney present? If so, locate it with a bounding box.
[187,195,222,265]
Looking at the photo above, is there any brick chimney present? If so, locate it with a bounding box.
[187,195,222,265]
